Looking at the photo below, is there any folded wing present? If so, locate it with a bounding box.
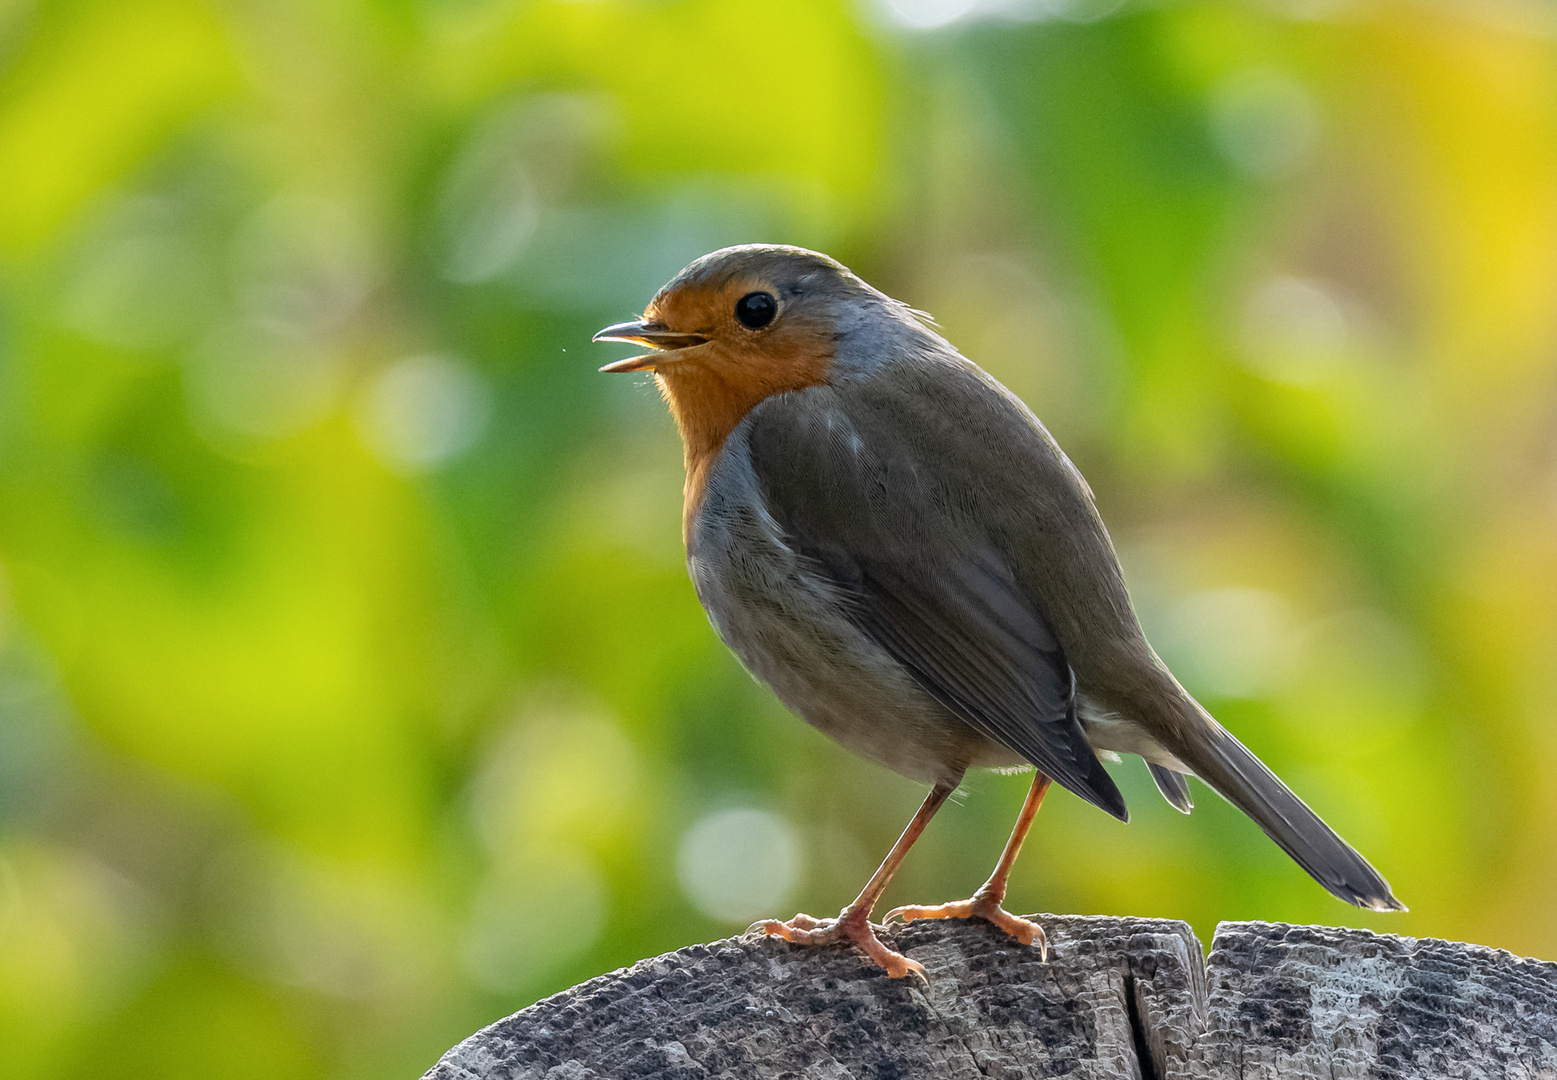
[743,389,1128,821]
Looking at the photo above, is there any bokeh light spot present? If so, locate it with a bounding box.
[1239,275,1356,384]
[1162,588,1296,700]
[1211,69,1320,178]
[353,355,492,474]
[882,0,978,29]
[63,210,211,351]
[676,807,800,924]
[461,850,607,993]
[468,696,645,861]
[186,327,344,444]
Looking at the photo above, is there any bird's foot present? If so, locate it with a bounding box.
[884,893,1047,961]
[749,908,925,981]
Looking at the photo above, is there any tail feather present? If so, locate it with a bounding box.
[1147,762,1193,814]
[1180,721,1404,912]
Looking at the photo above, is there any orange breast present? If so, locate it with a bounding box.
[656,339,832,543]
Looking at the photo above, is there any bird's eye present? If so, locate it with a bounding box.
[734,291,777,329]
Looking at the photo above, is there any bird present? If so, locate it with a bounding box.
[593,244,1404,980]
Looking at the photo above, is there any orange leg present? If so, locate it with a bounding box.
[753,782,953,981]
[885,771,1053,960]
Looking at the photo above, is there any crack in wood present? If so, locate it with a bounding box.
[1124,970,1159,1080]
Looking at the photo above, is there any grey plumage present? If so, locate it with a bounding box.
[679,252,1400,913]
[741,389,1127,820]
[612,243,1402,916]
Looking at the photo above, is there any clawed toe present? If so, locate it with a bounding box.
[884,897,1047,961]
[752,912,925,980]
[885,900,973,925]
[983,907,1047,958]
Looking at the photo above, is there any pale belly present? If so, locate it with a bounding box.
[687,506,1019,789]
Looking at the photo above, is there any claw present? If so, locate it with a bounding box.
[881,905,913,926]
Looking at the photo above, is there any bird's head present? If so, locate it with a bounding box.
[594,244,865,372]
[594,244,915,463]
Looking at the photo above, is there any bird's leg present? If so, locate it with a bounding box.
[752,782,953,980]
[885,771,1052,960]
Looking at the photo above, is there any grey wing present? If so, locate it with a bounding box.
[743,390,1128,822]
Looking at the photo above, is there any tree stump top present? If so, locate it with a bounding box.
[425,916,1557,1080]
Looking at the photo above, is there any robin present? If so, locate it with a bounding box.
[594,244,1403,980]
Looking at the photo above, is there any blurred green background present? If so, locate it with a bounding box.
[2,0,1556,1075]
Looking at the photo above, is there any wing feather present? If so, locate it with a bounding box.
[744,390,1128,821]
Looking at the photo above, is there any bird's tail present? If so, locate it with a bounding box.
[1170,701,1405,912]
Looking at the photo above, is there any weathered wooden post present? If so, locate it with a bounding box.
[423,916,1557,1079]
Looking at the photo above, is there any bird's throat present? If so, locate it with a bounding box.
[655,350,830,543]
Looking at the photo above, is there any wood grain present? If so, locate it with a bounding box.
[423,917,1557,1080]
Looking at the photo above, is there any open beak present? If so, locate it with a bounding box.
[593,320,709,373]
